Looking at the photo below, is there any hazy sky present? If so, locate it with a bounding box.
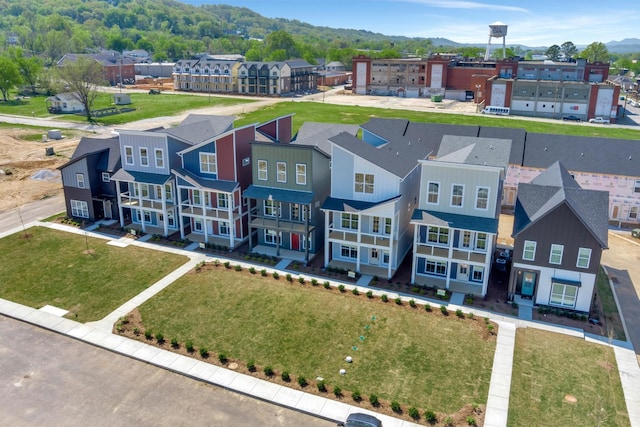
[191,0,637,47]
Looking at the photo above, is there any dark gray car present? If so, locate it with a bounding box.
[339,412,383,427]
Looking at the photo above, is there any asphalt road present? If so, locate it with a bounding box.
[0,315,336,427]
[0,195,65,230]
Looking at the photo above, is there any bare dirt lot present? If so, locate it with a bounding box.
[0,129,80,213]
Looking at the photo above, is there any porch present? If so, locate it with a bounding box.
[249,244,315,263]
[327,259,396,279]
[184,232,245,250]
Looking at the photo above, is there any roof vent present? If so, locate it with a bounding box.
[581,153,584,157]
[544,147,547,151]
[396,152,399,156]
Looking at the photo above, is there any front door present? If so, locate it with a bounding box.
[521,271,537,297]
[291,233,300,251]
[458,264,469,282]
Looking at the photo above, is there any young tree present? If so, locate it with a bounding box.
[9,48,43,95]
[560,41,578,60]
[0,56,22,102]
[57,57,106,122]
[580,42,609,63]
[545,44,561,61]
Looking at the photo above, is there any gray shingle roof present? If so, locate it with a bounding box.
[321,196,401,213]
[513,162,609,248]
[478,126,526,165]
[172,168,239,193]
[162,115,234,145]
[111,169,172,185]
[293,122,359,156]
[436,135,511,170]
[60,136,120,172]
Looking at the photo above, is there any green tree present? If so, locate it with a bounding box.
[580,42,609,63]
[57,57,106,122]
[491,47,516,59]
[9,48,43,95]
[545,45,561,61]
[0,55,22,102]
[560,41,578,60]
[265,30,298,59]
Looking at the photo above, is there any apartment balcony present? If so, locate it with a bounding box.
[328,226,393,247]
[452,249,487,263]
[120,192,173,211]
[250,216,315,234]
[179,202,237,220]
[415,244,449,258]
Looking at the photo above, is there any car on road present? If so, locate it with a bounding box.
[589,117,609,124]
[339,413,383,427]
[562,115,581,122]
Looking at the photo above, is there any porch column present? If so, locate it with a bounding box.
[177,185,185,239]
[411,225,418,284]
[304,204,310,265]
[387,214,394,279]
[445,229,454,289]
[116,182,124,228]
[324,211,330,268]
[276,201,281,256]
[201,190,208,244]
[161,184,168,237]
[355,213,361,273]
[228,191,235,249]
[138,184,146,233]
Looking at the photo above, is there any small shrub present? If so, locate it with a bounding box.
[185,340,194,353]
[511,301,518,309]
[144,330,153,340]
[272,271,280,280]
[281,371,290,382]
[456,309,464,318]
[440,305,448,315]
[466,297,474,304]
[323,281,331,289]
[381,294,388,302]
[366,290,373,298]
[249,267,256,274]
[297,376,307,387]
[467,312,475,319]
[246,360,256,372]
[412,286,420,293]
[311,278,318,286]
[213,259,220,267]
[484,317,490,324]
[133,327,140,336]
[218,352,227,363]
[425,410,437,423]
[286,273,293,282]
[369,394,380,407]
[487,324,495,333]
[224,261,231,269]
[391,400,401,413]
[351,390,362,402]
[263,366,274,376]
[317,380,327,392]
[338,284,345,292]
[424,303,432,312]
[155,332,164,343]
[395,297,402,305]
[260,269,267,277]
[234,264,242,272]
[408,406,420,420]
[444,416,454,427]
[171,337,179,348]
[199,347,209,358]
[352,288,359,296]
[298,276,305,284]
[409,299,416,308]
[333,386,342,397]
[467,416,477,426]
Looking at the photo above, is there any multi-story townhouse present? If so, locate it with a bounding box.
[321,128,434,279]
[243,123,359,263]
[171,115,292,249]
[173,57,240,93]
[237,60,316,96]
[508,162,608,312]
[410,135,511,296]
[111,115,235,237]
[59,137,122,222]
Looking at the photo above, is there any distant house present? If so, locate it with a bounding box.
[508,162,609,312]
[46,93,85,114]
[57,53,135,86]
[59,137,122,221]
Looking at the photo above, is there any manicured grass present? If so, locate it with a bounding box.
[0,227,188,323]
[597,266,626,341]
[510,328,629,426]
[0,92,255,125]
[138,266,495,413]
[235,101,640,140]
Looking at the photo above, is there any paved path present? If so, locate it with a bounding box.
[484,321,515,427]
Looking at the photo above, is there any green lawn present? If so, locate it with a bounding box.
[235,102,640,140]
[0,227,188,323]
[0,92,255,125]
[137,265,495,415]
[509,328,629,427]
[597,266,626,341]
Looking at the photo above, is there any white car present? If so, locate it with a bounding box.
[589,117,609,124]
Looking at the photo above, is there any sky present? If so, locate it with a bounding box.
[190,0,638,48]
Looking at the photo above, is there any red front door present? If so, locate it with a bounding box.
[291,233,300,251]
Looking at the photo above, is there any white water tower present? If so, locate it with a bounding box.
[484,22,508,60]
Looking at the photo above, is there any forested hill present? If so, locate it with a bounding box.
[0,0,439,65]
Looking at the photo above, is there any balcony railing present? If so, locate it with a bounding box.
[179,202,238,220]
[327,224,394,246]
[120,192,174,210]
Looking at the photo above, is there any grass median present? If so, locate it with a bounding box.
[0,226,188,322]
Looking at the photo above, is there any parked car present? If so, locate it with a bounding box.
[339,413,383,427]
[589,117,609,124]
[562,115,581,122]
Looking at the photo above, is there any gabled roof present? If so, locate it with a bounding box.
[478,126,526,165]
[292,122,359,156]
[436,135,511,170]
[360,118,409,140]
[285,59,313,68]
[59,136,120,172]
[321,195,401,213]
[513,162,608,248]
[162,115,235,145]
[111,169,172,185]
[329,131,432,179]
[172,168,239,193]
[46,92,81,102]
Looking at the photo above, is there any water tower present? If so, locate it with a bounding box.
[484,22,508,60]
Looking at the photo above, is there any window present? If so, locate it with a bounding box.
[425,260,447,276]
[340,245,358,259]
[355,173,374,193]
[167,211,175,227]
[257,160,267,181]
[140,184,149,198]
[301,235,311,251]
[341,213,358,230]
[277,162,286,183]
[193,189,201,205]
[451,184,464,207]
[143,211,151,223]
[199,152,217,174]
[102,172,110,183]
[296,163,306,185]
[550,282,577,307]
[264,200,279,217]
[124,146,133,165]
[140,148,149,166]
[291,203,305,221]
[476,233,487,250]
[155,149,164,168]
[385,218,392,234]
[219,222,229,235]
[472,266,484,282]
[217,193,228,208]
[549,244,564,264]
[629,207,638,219]
[634,180,640,193]
[155,185,162,199]
[427,182,439,204]
[70,200,89,218]
[427,226,449,245]
[193,219,203,232]
[577,248,592,268]
[264,229,280,245]
[165,184,173,201]
[76,173,85,189]
[523,240,536,261]
[476,187,489,210]
[372,216,380,233]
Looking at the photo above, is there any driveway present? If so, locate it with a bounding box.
[0,315,335,427]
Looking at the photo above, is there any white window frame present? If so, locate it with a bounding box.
[264,200,279,217]
[70,200,89,218]
[301,234,311,251]
[124,146,134,165]
[523,240,536,261]
[475,186,489,210]
[219,221,229,236]
[549,244,564,265]
[340,244,358,259]
[427,181,439,204]
[576,247,592,269]
[167,211,175,227]
[155,148,164,168]
[139,147,149,167]
[264,229,280,245]
[427,226,449,245]
[165,184,173,201]
[629,206,638,220]
[451,184,464,207]
[341,213,359,230]
[257,160,268,181]
[462,230,472,248]
[550,282,577,308]
[425,259,447,276]
[277,162,287,183]
[143,211,151,223]
[140,184,149,198]
[476,233,487,251]
[471,266,484,282]
[296,163,307,185]
[217,193,228,208]
[199,152,217,174]
[290,203,305,221]
[634,180,640,193]
[193,189,201,205]
[76,173,85,189]
[101,172,110,183]
[193,219,203,232]
[354,173,374,194]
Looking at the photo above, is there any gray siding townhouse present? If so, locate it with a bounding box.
[508,162,609,312]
